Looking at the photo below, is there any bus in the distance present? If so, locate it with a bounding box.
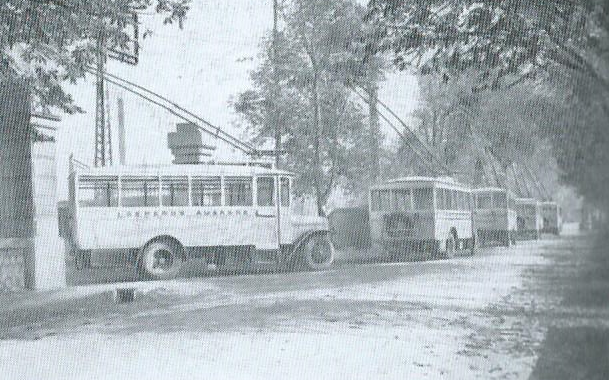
[62,160,334,279]
[368,176,475,259]
[515,198,542,240]
[473,187,517,247]
[540,201,562,235]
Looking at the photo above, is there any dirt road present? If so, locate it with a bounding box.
[1,224,607,379]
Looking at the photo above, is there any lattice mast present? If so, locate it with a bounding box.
[94,34,112,167]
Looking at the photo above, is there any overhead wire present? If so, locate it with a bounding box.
[355,84,452,175]
[83,66,259,156]
[349,86,443,176]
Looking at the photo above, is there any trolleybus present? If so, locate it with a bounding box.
[515,198,542,240]
[540,201,562,235]
[62,161,335,279]
[368,176,475,259]
[473,187,517,247]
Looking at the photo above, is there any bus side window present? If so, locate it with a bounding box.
[192,176,221,206]
[257,177,275,207]
[78,175,118,207]
[225,176,253,206]
[456,191,463,210]
[436,188,445,210]
[121,176,160,207]
[379,190,391,210]
[280,177,290,207]
[444,189,452,210]
[459,191,469,210]
[161,176,189,206]
[370,190,380,211]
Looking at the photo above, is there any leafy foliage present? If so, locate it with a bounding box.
[368,0,609,209]
[234,0,378,215]
[0,0,189,113]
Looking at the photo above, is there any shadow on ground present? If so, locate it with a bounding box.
[529,231,609,380]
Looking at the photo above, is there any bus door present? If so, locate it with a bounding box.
[278,177,293,245]
[254,176,280,251]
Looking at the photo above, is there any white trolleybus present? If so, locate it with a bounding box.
[540,201,563,235]
[368,176,475,259]
[515,197,542,240]
[63,161,335,279]
[473,187,518,247]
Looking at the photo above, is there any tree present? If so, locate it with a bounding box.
[1,0,189,113]
[367,0,609,209]
[235,0,376,215]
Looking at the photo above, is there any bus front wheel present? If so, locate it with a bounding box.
[137,240,182,280]
[303,234,335,270]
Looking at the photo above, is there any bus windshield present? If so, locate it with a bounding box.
[493,192,507,208]
[412,188,433,210]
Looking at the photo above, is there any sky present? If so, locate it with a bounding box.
[55,0,419,199]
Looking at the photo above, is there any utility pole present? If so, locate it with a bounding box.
[94,31,109,167]
[272,0,281,168]
[368,77,380,182]
[93,12,138,167]
[117,96,126,165]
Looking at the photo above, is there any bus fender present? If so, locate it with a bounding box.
[286,230,329,264]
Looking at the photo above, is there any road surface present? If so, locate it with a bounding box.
[0,224,607,379]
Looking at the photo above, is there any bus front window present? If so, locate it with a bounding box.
[477,193,492,209]
[392,189,411,211]
[412,188,433,210]
[493,192,507,208]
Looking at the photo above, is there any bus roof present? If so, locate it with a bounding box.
[515,197,539,204]
[540,201,558,206]
[71,162,295,177]
[473,186,505,193]
[473,187,516,197]
[385,176,469,188]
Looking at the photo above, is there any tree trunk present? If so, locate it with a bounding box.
[312,70,325,217]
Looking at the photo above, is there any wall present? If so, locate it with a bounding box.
[0,80,65,291]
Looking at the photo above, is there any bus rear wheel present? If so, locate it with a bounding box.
[138,240,182,280]
[444,232,456,259]
[303,234,335,270]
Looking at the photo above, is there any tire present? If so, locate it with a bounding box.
[444,232,456,259]
[137,240,182,280]
[302,234,334,270]
[503,231,512,248]
[75,249,92,270]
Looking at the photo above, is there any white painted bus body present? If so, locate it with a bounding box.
[473,187,517,246]
[369,176,474,257]
[65,163,329,268]
[540,201,562,235]
[515,198,542,239]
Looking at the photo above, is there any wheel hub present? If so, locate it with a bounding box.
[153,249,173,270]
